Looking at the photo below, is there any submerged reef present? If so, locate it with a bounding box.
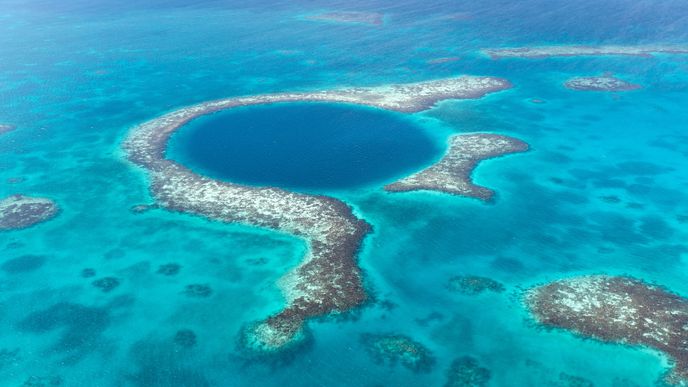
[1,254,46,274]
[21,376,63,387]
[184,284,213,298]
[0,124,15,135]
[81,268,96,278]
[0,195,58,230]
[123,76,511,352]
[565,75,641,92]
[385,134,528,201]
[360,333,435,373]
[304,11,384,25]
[444,356,491,387]
[558,372,594,387]
[173,329,197,348]
[92,277,121,293]
[157,263,181,276]
[447,275,505,295]
[526,275,688,385]
[483,45,688,59]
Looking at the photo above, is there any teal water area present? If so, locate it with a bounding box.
[168,103,441,191]
[1,0,688,386]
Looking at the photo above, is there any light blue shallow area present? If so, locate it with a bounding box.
[1,0,688,386]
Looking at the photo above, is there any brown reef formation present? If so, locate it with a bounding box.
[385,133,528,201]
[447,275,505,295]
[304,11,384,26]
[122,76,511,351]
[483,45,688,59]
[360,333,435,373]
[564,75,641,91]
[444,356,491,387]
[0,195,58,230]
[526,275,688,385]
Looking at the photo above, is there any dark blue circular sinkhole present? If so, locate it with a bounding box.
[168,102,440,190]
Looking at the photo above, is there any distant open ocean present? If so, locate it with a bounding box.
[1,0,688,385]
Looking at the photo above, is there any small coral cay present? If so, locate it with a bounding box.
[360,333,435,373]
[447,275,505,295]
[0,195,58,230]
[526,275,688,385]
[385,133,528,200]
[483,45,688,59]
[304,11,384,25]
[565,75,640,91]
[444,356,491,387]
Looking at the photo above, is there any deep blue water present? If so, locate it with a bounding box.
[169,103,441,190]
[1,0,688,386]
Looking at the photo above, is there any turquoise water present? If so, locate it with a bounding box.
[1,0,688,386]
[168,103,441,191]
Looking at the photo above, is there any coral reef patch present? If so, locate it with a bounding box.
[360,333,435,373]
[184,284,213,298]
[565,75,641,92]
[484,45,688,59]
[20,376,63,387]
[157,263,181,276]
[92,277,121,293]
[173,329,197,348]
[1,255,46,274]
[304,11,384,26]
[385,134,528,201]
[81,268,96,278]
[444,356,491,387]
[526,275,688,385]
[447,275,505,295]
[0,195,58,230]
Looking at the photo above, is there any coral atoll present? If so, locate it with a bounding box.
[385,134,528,201]
[123,76,512,351]
[0,195,58,230]
[526,275,688,385]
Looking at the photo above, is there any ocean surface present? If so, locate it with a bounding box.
[1,0,688,386]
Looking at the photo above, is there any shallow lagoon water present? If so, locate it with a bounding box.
[1,0,688,386]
